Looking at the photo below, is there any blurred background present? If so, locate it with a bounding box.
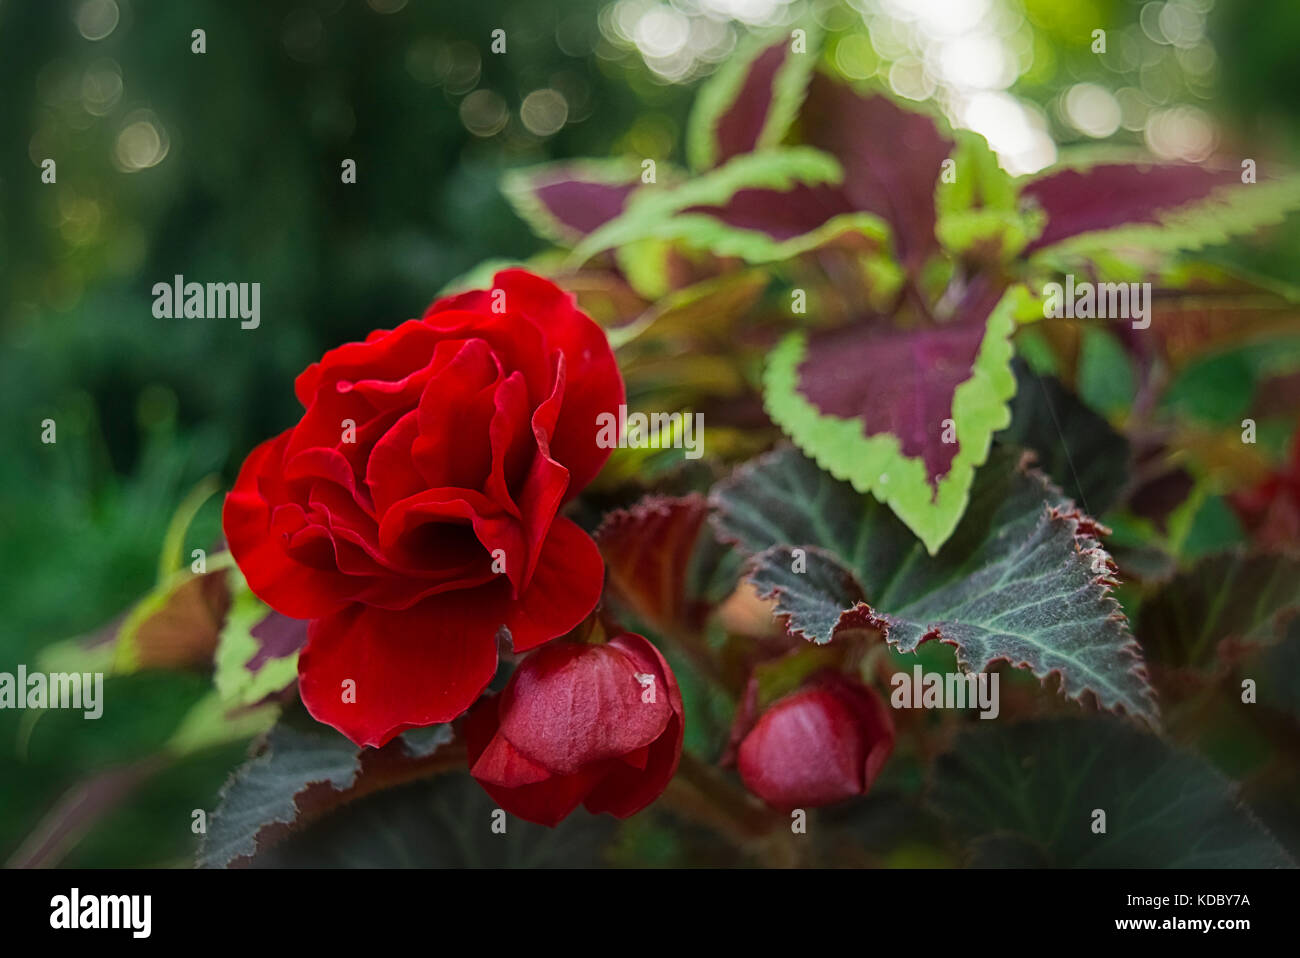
[2,0,1298,865]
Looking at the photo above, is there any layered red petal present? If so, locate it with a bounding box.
[298,592,503,748]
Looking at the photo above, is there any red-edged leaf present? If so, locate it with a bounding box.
[800,73,954,269]
[198,712,460,868]
[712,445,1160,723]
[1137,552,1300,669]
[594,494,739,637]
[931,717,1292,867]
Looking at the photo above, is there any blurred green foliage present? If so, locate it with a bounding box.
[1,0,688,651]
[0,0,690,865]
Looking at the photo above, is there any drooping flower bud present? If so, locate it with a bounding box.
[736,671,894,811]
[465,631,683,826]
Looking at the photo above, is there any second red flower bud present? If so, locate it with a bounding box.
[734,671,895,812]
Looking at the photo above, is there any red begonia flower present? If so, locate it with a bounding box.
[736,671,894,811]
[223,269,623,747]
[465,631,684,826]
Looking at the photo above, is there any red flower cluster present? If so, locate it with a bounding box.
[223,264,894,829]
[224,270,623,748]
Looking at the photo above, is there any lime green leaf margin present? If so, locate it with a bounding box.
[214,569,301,708]
[764,285,1026,554]
[571,147,889,266]
[158,475,220,581]
[500,157,642,246]
[1029,169,1300,261]
[686,26,821,172]
[935,131,1044,261]
[645,209,890,265]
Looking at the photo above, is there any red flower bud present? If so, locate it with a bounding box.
[465,631,684,826]
[736,672,894,811]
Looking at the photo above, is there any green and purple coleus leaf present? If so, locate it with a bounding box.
[710,443,1158,723]
[686,27,821,171]
[1020,155,1300,261]
[764,282,1025,553]
[501,158,647,246]
[572,146,889,266]
[798,76,1300,269]
[800,79,1300,270]
[522,69,1300,560]
[760,145,1300,555]
[528,66,1300,277]
[213,568,305,708]
[935,130,1045,262]
[800,72,955,270]
[579,75,952,270]
[581,75,1009,273]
